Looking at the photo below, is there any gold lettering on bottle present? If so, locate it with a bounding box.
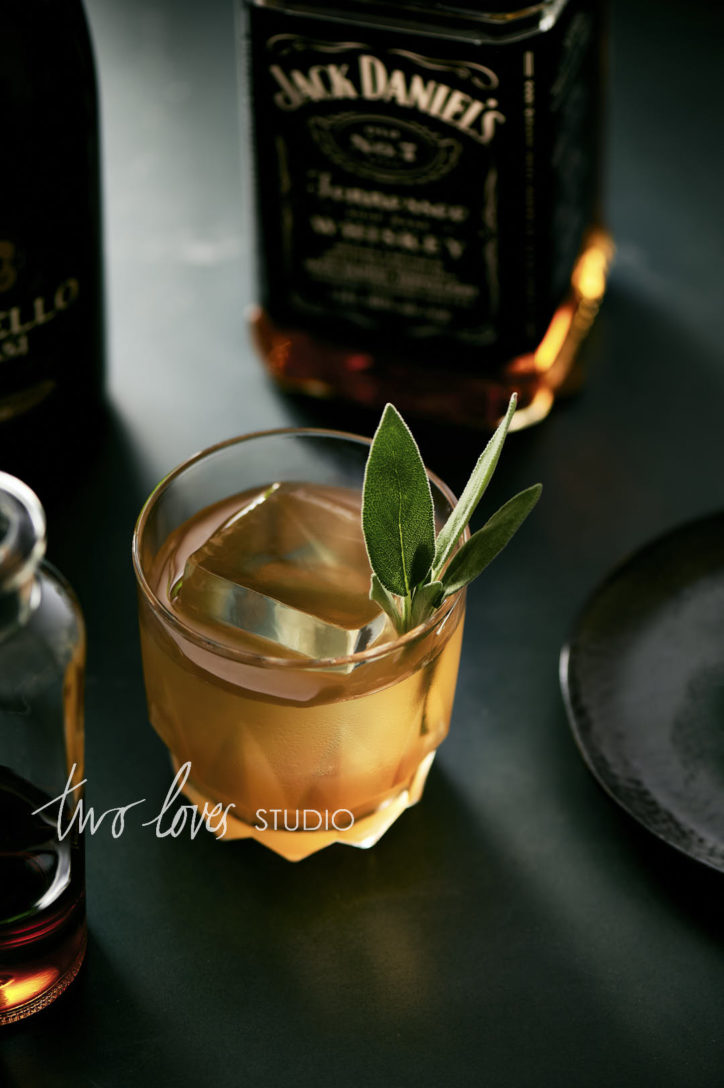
[427,83,450,118]
[290,66,328,102]
[271,62,358,110]
[55,278,80,310]
[0,278,80,350]
[407,75,438,113]
[0,334,29,361]
[458,100,484,131]
[31,295,56,328]
[8,307,28,336]
[359,55,386,99]
[270,52,506,145]
[441,90,471,124]
[383,69,409,106]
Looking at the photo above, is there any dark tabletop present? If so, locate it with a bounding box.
[3,0,724,1084]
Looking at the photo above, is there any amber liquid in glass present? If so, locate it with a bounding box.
[0,767,86,1024]
[139,482,464,860]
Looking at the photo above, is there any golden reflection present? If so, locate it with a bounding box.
[0,968,59,1011]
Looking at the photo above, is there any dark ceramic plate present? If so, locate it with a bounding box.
[560,512,724,873]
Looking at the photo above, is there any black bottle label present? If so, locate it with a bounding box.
[0,241,99,426]
[247,3,602,368]
[0,2,102,431]
[0,243,82,391]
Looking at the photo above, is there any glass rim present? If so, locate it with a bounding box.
[132,425,467,669]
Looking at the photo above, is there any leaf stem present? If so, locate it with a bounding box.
[363,394,540,636]
[401,593,412,631]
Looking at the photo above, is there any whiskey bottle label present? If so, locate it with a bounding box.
[247,3,602,370]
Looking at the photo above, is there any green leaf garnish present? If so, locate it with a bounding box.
[362,394,541,634]
[362,404,435,599]
[439,484,542,599]
[369,572,403,631]
[409,580,444,628]
[431,393,517,579]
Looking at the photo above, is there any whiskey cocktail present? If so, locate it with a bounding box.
[133,430,465,861]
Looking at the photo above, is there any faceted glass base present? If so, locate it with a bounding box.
[173,751,436,862]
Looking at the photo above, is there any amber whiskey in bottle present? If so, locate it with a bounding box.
[243,0,612,429]
[0,473,87,1023]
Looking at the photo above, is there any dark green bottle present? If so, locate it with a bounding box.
[0,0,104,487]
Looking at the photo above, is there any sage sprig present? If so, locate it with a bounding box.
[362,394,542,634]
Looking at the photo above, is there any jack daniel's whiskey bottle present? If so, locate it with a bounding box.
[243,0,612,429]
[0,1,103,486]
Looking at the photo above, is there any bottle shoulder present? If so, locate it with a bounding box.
[245,0,576,42]
[1,1,98,115]
[34,562,86,661]
[0,563,85,682]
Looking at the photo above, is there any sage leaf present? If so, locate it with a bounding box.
[370,573,403,632]
[362,403,435,597]
[432,393,518,578]
[361,396,540,635]
[410,580,444,628]
[441,483,542,598]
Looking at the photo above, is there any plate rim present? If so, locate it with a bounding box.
[559,509,724,874]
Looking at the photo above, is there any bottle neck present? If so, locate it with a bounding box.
[0,474,46,637]
[0,575,40,635]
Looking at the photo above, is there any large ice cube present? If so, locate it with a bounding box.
[171,482,390,659]
[172,566,386,658]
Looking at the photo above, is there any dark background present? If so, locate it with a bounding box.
[3,1,724,1084]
